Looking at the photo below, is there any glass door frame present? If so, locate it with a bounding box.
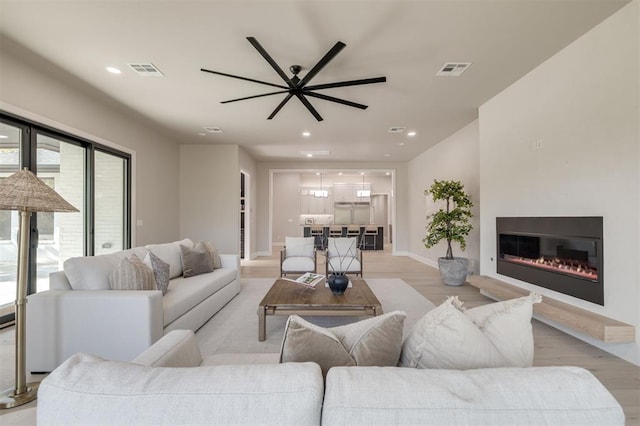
[0,111,132,326]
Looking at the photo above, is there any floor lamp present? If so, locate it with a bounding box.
[0,168,78,409]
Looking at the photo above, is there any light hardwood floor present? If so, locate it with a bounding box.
[246,244,640,425]
[0,245,638,423]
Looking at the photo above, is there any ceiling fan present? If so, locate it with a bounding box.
[201,37,386,121]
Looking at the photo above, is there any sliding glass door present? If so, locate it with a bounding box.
[0,112,131,323]
[35,133,86,293]
[0,122,25,318]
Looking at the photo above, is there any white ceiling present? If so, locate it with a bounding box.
[0,0,629,162]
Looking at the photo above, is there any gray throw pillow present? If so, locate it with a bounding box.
[280,311,406,376]
[180,244,214,278]
[109,253,156,291]
[144,251,170,295]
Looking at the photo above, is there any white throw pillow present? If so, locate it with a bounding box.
[147,239,193,279]
[464,293,542,367]
[285,237,315,258]
[399,297,507,369]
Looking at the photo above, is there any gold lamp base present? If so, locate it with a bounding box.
[0,382,39,409]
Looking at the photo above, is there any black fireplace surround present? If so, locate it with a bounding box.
[496,217,603,305]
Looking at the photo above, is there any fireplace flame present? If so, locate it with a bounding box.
[504,254,598,281]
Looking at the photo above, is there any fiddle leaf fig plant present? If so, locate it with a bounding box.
[423,180,473,260]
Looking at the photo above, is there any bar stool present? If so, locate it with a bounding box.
[363,225,379,250]
[310,225,325,250]
[347,225,361,247]
[329,225,344,238]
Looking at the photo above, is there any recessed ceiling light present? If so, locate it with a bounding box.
[197,132,206,136]
[385,172,391,175]
[315,172,320,175]
[407,131,416,137]
[302,131,311,137]
[0,135,8,139]
[338,172,343,176]
[306,153,313,158]
[106,66,121,74]
[384,153,391,157]
[398,142,405,146]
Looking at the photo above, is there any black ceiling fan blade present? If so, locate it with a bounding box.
[221,90,291,104]
[201,68,288,90]
[298,41,346,88]
[267,93,294,120]
[247,37,295,88]
[295,94,323,121]
[304,92,368,110]
[304,76,386,91]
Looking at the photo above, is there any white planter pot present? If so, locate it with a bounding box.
[437,257,469,286]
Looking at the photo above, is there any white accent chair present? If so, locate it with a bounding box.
[280,236,317,276]
[325,237,362,277]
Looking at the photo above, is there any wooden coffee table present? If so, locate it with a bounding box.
[257,277,383,341]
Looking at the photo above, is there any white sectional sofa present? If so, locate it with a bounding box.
[26,239,240,373]
[35,330,625,426]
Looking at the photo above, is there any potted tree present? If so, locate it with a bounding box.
[423,179,473,286]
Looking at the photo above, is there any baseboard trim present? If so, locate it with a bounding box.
[407,252,439,269]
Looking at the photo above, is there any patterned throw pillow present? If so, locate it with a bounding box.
[108,253,156,291]
[280,311,406,376]
[180,244,214,278]
[144,251,170,295]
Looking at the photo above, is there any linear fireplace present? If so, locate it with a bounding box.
[496,217,603,305]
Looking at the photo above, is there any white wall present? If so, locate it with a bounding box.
[255,161,408,255]
[0,36,180,246]
[479,1,639,365]
[179,145,240,254]
[272,173,302,242]
[407,120,480,274]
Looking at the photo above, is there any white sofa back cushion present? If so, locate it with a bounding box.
[37,353,324,426]
[63,247,149,290]
[147,238,193,279]
[323,366,625,426]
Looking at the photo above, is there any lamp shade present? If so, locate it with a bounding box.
[0,168,78,213]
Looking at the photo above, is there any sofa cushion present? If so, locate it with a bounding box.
[143,251,170,295]
[180,243,214,278]
[63,247,149,290]
[399,296,507,369]
[38,353,324,426]
[162,268,236,326]
[147,238,193,279]
[108,253,156,291]
[322,366,624,426]
[280,311,406,376]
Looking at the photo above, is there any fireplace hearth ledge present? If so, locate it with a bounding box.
[468,275,635,344]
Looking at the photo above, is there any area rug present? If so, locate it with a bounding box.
[196,278,436,355]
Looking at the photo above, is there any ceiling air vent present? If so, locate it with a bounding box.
[388,127,406,134]
[204,127,223,133]
[128,63,164,77]
[436,62,471,77]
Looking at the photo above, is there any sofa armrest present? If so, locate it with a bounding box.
[219,253,240,271]
[27,289,164,373]
[132,330,203,367]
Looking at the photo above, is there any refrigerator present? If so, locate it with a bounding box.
[334,202,370,224]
